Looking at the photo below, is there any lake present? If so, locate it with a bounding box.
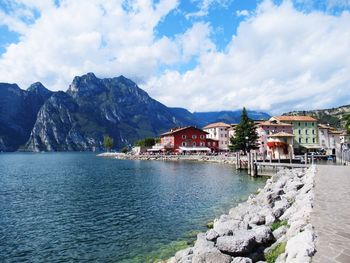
[0,153,266,262]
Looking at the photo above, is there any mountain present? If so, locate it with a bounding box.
[192,110,271,126]
[26,73,193,151]
[0,82,53,151]
[1,73,271,152]
[283,105,350,129]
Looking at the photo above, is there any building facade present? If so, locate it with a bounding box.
[256,120,293,156]
[160,126,219,153]
[270,116,319,152]
[203,122,231,151]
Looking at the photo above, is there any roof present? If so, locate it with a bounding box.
[160,126,208,136]
[268,132,294,137]
[329,130,344,135]
[259,121,292,127]
[203,122,231,129]
[273,116,318,122]
[318,124,336,130]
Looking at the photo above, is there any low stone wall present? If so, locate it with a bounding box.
[97,152,237,164]
[164,167,316,263]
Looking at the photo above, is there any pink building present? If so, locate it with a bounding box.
[257,120,293,156]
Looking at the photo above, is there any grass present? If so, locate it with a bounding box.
[206,221,214,229]
[265,242,286,263]
[270,220,289,231]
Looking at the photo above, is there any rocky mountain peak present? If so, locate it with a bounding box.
[27,82,52,97]
[67,72,105,98]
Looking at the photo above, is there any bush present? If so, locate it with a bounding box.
[265,242,286,263]
[271,220,288,231]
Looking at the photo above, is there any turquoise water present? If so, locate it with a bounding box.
[0,153,266,262]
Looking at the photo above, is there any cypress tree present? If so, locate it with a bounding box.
[230,107,259,154]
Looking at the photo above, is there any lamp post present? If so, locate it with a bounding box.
[245,136,249,155]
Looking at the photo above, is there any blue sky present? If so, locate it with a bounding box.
[0,0,350,113]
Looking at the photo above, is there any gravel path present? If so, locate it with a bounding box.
[311,165,350,263]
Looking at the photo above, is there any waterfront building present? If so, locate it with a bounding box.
[340,132,350,150]
[266,132,294,159]
[203,122,231,151]
[318,124,343,155]
[270,116,319,152]
[160,126,219,153]
[256,120,293,156]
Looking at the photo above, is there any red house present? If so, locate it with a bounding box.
[160,126,219,153]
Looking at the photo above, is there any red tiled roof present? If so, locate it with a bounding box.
[203,122,231,129]
[160,126,208,136]
[259,121,292,127]
[273,116,318,122]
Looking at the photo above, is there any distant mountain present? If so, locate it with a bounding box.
[283,105,350,129]
[0,73,271,152]
[25,73,193,151]
[0,82,53,151]
[192,110,270,127]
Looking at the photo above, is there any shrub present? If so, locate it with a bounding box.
[265,242,286,263]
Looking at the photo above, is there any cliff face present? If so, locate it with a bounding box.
[0,82,52,151]
[26,73,192,151]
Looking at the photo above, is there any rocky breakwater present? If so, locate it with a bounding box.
[166,167,316,263]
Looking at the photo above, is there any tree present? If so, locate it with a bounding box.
[103,135,114,152]
[230,107,259,154]
[346,115,350,134]
[134,137,156,147]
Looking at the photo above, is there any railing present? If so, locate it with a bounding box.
[336,149,350,165]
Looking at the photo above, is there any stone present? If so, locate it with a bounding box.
[285,229,316,261]
[214,215,248,236]
[251,225,274,244]
[216,231,256,255]
[273,198,291,218]
[175,247,193,261]
[272,225,288,240]
[206,229,219,241]
[231,257,253,263]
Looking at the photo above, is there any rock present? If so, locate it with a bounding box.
[285,229,316,261]
[206,229,219,241]
[216,231,256,255]
[231,257,253,263]
[273,198,291,218]
[272,225,288,240]
[175,247,193,261]
[251,225,274,244]
[214,215,248,236]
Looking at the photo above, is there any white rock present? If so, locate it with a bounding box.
[285,229,316,262]
[216,231,256,255]
[231,257,253,263]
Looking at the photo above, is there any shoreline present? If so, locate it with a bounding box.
[162,166,316,263]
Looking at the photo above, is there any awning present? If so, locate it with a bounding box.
[147,148,163,152]
[302,145,322,149]
[179,147,211,152]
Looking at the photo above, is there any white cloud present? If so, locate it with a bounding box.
[186,0,230,19]
[143,0,350,114]
[236,9,249,17]
[0,0,181,89]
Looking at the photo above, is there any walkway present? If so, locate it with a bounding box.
[311,165,350,263]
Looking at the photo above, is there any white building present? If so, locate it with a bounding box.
[203,122,231,151]
[318,124,342,155]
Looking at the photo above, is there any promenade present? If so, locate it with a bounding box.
[311,165,350,263]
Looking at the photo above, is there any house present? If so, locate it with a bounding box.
[160,126,219,153]
[266,132,294,159]
[270,116,319,152]
[203,122,231,151]
[340,132,350,150]
[318,124,343,155]
[256,120,293,156]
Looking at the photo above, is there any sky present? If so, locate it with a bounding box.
[0,0,350,114]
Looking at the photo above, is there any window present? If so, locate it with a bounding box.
[221,134,223,137]
[220,128,223,131]
[200,135,205,139]
[312,130,315,135]
[312,122,314,126]
[298,129,301,135]
[299,138,302,143]
[182,142,187,146]
[298,122,301,126]
[192,142,196,146]
[182,135,186,139]
[313,138,315,143]
[305,130,308,135]
[200,142,205,146]
[306,138,309,143]
[208,142,211,146]
[213,142,216,146]
[192,135,197,139]
[225,134,227,137]
[305,122,307,126]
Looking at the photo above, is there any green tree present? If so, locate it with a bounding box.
[230,107,259,154]
[103,135,114,152]
[134,137,156,147]
[346,115,350,134]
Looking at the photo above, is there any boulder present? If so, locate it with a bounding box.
[206,229,219,241]
[216,231,256,255]
[273,198,291,218]
[214,215,248,236]
[231,257,253,263]
[175,247,193,261]
[251,225,274,244]
[285,229,316,261]
[272,225,288,240]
